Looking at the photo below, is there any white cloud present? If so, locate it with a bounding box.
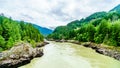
[0,0,120,29]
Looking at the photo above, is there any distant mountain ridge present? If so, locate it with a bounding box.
[20,21,53,36]
[54,4,120,30]
[110,4,120,13]
[33,24,53,36]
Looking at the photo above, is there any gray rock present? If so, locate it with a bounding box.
[0,42,44,68]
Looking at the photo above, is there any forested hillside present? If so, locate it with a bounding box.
[48,4,120,46]
[0,14,44,51]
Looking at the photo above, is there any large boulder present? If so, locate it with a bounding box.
[0,42,43,68]
[82,42,91,47]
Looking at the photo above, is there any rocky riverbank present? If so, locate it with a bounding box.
[53,40,120,61]
[81,42,120,61]
[0,42,48,68]
[36,41,49,47]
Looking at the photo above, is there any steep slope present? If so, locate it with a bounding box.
[67,11,107,29]
[48,11,108,40]
[84,11,107,22]
[110,4,120,13]
[48,4,120,42]
[33,24,53,36]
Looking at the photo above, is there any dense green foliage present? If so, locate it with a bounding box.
[75,19,120,46]
[0,15,43,51]
[48,5,120,46]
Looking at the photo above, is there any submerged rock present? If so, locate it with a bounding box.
[0,42,43,68]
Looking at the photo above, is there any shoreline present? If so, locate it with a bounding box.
[81,42,120,61]
[0,41,49,68]
[54,40,120,61]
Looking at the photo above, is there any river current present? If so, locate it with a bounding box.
[20,41,120,68]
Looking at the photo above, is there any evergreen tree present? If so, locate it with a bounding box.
[0,15,44,51]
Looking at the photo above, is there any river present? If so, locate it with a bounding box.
[20,41,120,68]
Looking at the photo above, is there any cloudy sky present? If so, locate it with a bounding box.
[0,0,120,29]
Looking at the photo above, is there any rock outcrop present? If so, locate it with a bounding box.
[82,42,120,61]
[0,43,43,68]
[36,42,49,47]
[96,48,120,61]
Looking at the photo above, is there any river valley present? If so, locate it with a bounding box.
[20,41,120,68]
